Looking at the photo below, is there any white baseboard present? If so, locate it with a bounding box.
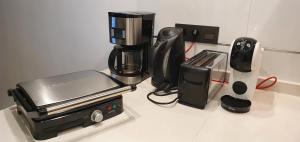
[257,77,300,96]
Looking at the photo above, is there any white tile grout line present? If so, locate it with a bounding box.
[245,0,255,36]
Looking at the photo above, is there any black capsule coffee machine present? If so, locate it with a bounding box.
[221,37,263,113]
[108,12,155,85]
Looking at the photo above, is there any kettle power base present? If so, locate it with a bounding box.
[221,95,251,113]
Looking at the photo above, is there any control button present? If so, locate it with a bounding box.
[247,43,251,47]
[237,42,240,46]
[91,110,103,123]
[112,104,117,109]
[232,81,248,95]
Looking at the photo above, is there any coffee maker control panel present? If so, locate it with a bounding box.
[109,12,147,46]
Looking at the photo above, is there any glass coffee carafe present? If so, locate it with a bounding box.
[108,45,143,77]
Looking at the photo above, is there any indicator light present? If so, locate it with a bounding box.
[107,105,112,111]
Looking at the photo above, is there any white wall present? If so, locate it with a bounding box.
[1,0,300,109]
[138,0,300,83]
[0,0,138,109]
[138,0,252,43]
[247,0,300,83]
[0,8,4,106]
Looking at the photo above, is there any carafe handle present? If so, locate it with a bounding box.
[108,47,121,75]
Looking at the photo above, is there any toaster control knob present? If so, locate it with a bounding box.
[91,110,103,123]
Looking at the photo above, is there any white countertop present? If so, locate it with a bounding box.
[1,78,300,142]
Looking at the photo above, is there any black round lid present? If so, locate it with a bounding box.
[158,27,183,40]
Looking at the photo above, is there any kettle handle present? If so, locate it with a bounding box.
[151,40,171,90]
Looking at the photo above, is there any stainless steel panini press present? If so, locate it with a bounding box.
[8,70,134,140]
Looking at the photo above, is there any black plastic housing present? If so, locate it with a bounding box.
[230,37,257,72]
[9,89,123,140]
[221,95,251,113]
[178,67,211,109]
[178,50,227,109]
[175,23,219,44]
[149,27,185,90]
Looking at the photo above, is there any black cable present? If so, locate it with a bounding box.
[147,88,179,105]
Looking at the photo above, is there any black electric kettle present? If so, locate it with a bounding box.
[149,27,185,90]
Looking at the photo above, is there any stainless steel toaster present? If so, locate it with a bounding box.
[178,50,228,109]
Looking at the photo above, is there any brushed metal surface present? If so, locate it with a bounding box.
[110,17,142,45]
[111,73,143,85]
[46,86,131,115]
[185,50,228,103]
[125,17,142,45]
[18,70,119,107]
[208,52,227,102]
